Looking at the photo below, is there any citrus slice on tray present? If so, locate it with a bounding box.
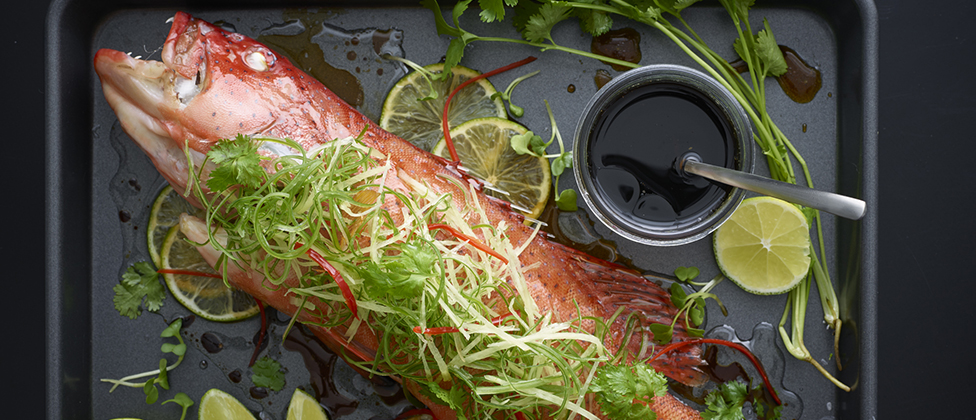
[160,224,260,322]
[432,117,551,219]
[379,63,506,152]
[198,389,257,420]
[287,388,330,420]
[148,185,203,268]
[713,196,812,295]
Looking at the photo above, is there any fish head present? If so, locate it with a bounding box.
[94,12,314,196]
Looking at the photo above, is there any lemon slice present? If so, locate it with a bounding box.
[713,196,812,295]
[160,224,260,322]
[379,63,506,152]
[286,388,330,420]
[148,185,203,268]
[432,117,550,219]
[198,389,257,420]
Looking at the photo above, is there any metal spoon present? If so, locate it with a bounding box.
[679,152,866,220]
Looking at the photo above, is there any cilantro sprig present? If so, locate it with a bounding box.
[101,319,189,404]
[206,134,267,192]
[702,380,782,420]
[251,356,286,392]
[114,261,166,319]
[591,363,668,420]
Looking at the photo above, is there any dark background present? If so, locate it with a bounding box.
[5,0,973,418]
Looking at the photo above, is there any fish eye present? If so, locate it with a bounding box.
[245,48,276,72]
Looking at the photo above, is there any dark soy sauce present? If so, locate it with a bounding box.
[588,82,736,227]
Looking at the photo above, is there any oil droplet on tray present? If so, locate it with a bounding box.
[591,28,641,71]
[228,369,243,383]
[594,69,612,89]
[776,45,821,103]
[201,332,224,353]
[802,123,807,133]
[567,84,576,93]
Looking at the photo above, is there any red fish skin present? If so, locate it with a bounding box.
[95,11,706,419]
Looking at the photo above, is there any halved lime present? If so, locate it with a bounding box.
[286,388,330,420]
[379,63,506,152]
[432,117,550,219]
[198,389,256,420]
[148,185,203,268]
[160,224,259,322]
[713,196,812,295]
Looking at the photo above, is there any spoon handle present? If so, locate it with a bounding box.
[683,159,866,220]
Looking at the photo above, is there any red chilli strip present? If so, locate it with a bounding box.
[248,300,268,367]
[412,312,512,335]
[156,268,223,279]
[428,223,508,264]
[297,243,360,320]
[648,338,782,406]
[441,56,538,162]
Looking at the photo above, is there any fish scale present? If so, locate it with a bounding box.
[94,12,705,420]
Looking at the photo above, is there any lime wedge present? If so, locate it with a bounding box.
[198,389,256,420]
[286,388,329,420]
[432,117,550,219]
[379,63,505,151]
[713,196,811,295]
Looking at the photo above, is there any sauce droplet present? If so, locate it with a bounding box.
[346,51,357,61]
[776,45,821,104]
[567,84,576,93]
[228,369,243,383]
[128,178,141,192]
[250,386,269,399]
[594,69,613,90]
[201,332,224,353]
[591,28,641,71]
[802,123,807,133]
[118,210,131,223]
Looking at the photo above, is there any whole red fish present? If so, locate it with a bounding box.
[94,12,705,420]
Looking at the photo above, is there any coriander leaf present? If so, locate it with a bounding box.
[522,3,571,43]
[674,266,700,282]
[251,357,286,392]
[162,393,194,420]
[572,4,613,36]
[556,189,578,211]
[512,0,543,33]
[702,380,748,420]
[755,19,787,77]
[207,134,266,191]
[592,363,667,420]
[422,0,464,37]
[444,37,467,75]
[114,262,165,319]
[478,0,506,22]
[801,206,817,226]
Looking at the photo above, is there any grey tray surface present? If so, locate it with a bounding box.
[46,1,877,419]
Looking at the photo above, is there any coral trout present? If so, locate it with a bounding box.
[94,12,705,420]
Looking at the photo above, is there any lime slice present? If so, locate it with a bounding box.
[148,185,203,268]
[286,388,329,420]
[198,389,257,420]
[160,224,260,322]
[432,117,550,219]
[713,196,812,295]
[379,63,506,152]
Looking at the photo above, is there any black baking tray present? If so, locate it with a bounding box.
[46,0,878,418]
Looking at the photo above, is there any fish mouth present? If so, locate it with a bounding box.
[93,14,209,197]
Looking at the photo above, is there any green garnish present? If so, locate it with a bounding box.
[491,70,540,117]
[591,363,668,420]
[702,380,748,420]
[652,268,726,344]
[381,54,445,100]
[114,261,165,319]
[101,319,188,401]
[251,356,286,392]
[206,134,266,191]
[184,133,613,419]
[162,392,195,420]
[508,101,578,211]
[425,0,848,390]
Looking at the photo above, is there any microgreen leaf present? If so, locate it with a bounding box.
[668,282,688,308]
[160,319,182,338]
[143,378,159,404]
[550,152,573,177]
[114,262,165,319]
[162,393,194,420]
[156,359,170,390]
[511,131,547,157]
[556,189,578,211]
[674,266,700,282]
[650,323,673,344]
[251,357,286,392]
[207,134,266,192]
